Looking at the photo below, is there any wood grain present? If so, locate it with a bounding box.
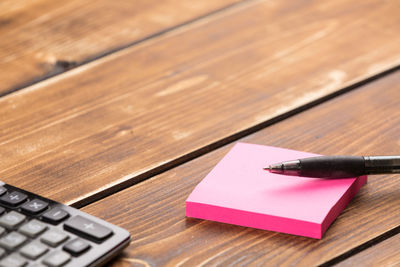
[0,0,242,95]
[336,235,400,267]
[1,0,400,207]
[82,72,400,266]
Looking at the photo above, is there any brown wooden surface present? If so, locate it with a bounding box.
[337,235,400,267]
[1,0,400,208]
[0,0,241,95]
[82,72,400,266]
[2,0,400,265]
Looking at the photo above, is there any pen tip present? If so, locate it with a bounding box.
[263,166,272,171]
[266,163,284,174]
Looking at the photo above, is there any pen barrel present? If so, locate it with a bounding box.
[299,156,365,178]
[364,156,400,174]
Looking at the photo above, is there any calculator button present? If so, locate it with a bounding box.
[18,219,47,238]
[63,238,90,256]
[42,251,71,267]
[0,187,7,196]
[0,232,27,251]
[0,253,27,267]
[0,208,5,216]
[0,227,5,237]
[64,215,113,242]
[0,191,27,207]
[0,211,26,230]
[20,241,48,260]
[21,199,48,214]
[40,229,69,247]
[42,208,69,224]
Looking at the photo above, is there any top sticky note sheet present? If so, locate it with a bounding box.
[186,143,367,239]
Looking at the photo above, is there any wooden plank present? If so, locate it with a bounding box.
[336,235,400,266]
[1,0,400,206]
[82,72,400,266]
[0,0,242,95]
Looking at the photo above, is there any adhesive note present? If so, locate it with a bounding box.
[186,142,367,239]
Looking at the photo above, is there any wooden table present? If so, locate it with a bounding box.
[1,0,400,266]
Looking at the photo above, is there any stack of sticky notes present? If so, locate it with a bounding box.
[186,143,367,239]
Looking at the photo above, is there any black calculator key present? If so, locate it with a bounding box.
[42,208,69,224]
[0,187,6,196]
[63,238,91,256]
[0,191,27,207]
[64,215,113,242]
[21,199,48,214]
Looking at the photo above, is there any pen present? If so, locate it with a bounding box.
[264,156,400,178]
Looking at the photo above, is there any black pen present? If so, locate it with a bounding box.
[264,156,400,178]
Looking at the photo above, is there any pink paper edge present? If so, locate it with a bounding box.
[321,175,368,235]
[186,202,322,239]
[186,175,368,239]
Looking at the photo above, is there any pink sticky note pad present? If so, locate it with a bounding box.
[186,143,367,239]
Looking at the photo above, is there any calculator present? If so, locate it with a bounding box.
[0,181,131,267]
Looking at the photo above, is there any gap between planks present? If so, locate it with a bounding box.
[81,68,400,266]
[0,0,263,99]
[70,65,400,266]
[68,64,400,209]
[320,226,400,266]
[3,1,400,263]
